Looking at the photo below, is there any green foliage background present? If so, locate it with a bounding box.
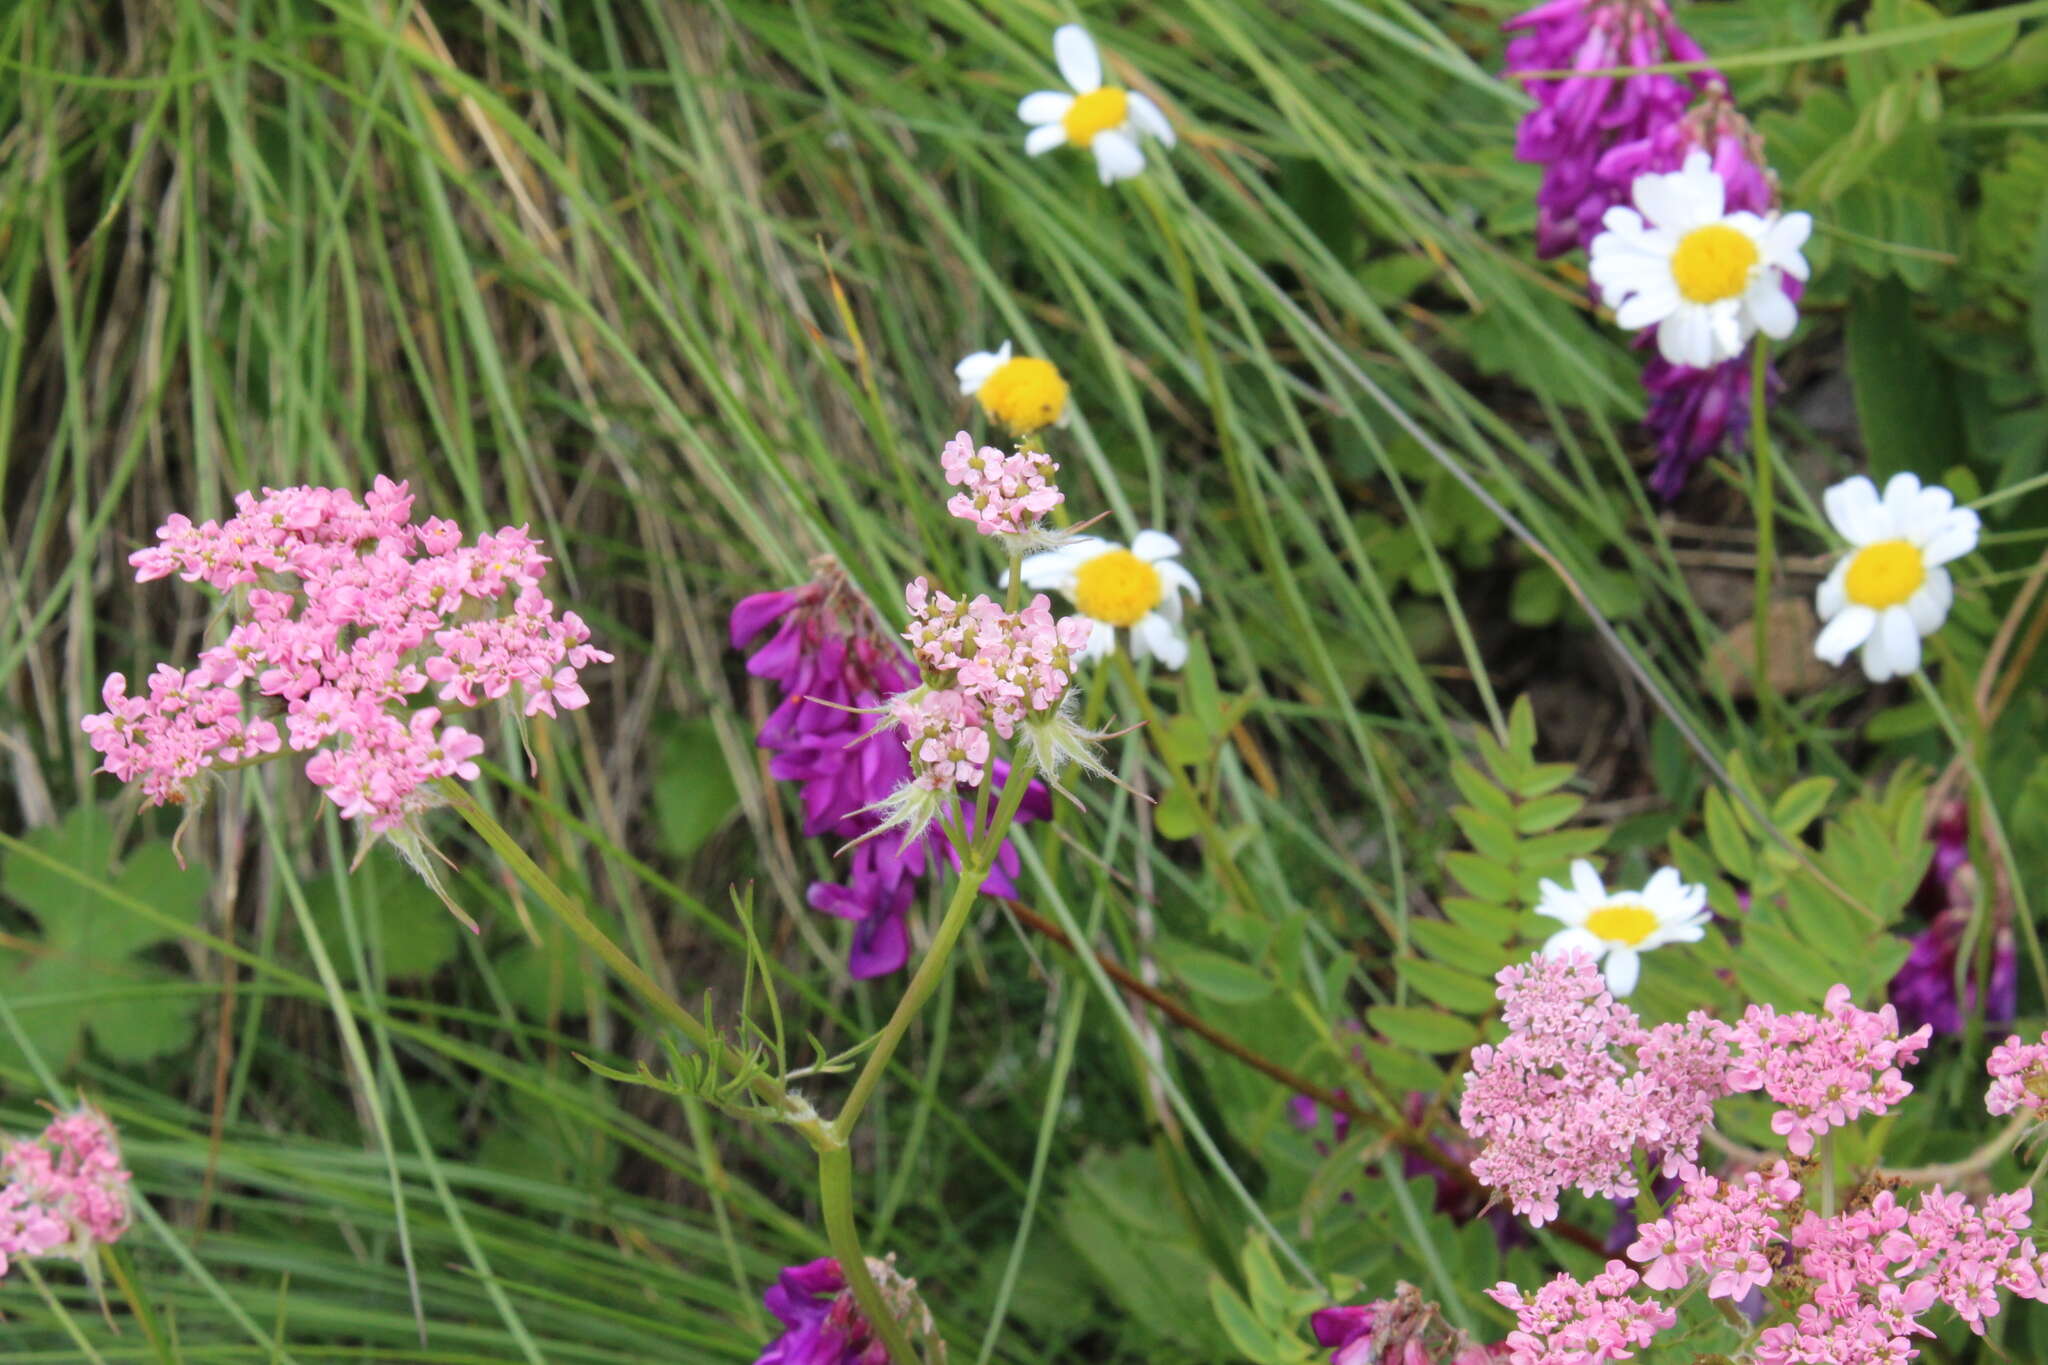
[0,0,2045,1359]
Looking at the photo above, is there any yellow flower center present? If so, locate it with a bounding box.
[1669,224,1760,304]
[1061,87,1129,147]
[1583,903,1660,947]
[1072,549,1163,628]
[976,356,1069,436]
[1844,539,1927,609]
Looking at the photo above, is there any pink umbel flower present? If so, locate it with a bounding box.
[939,430,1063,540]
[1986,1030,2048,1118]
[1486,1260,1674,1365]
[1459,952,1731,1225]
[83,479,608,841]
[1724,985,1930,1156]
[1625,1162,1801,1300]
[0,1105,131,1275]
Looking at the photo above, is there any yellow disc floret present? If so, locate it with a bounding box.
[1584,903,1660,947]
[1844,539,1927,610]
[1061,87,1129,147]
[976,356,1069,436]
[1072,549,1163,628]
[1670,224,1760,304]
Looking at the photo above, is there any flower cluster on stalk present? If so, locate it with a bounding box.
[81,480,608,873]
[0,1106,131,1277]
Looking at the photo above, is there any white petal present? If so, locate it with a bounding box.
[1918,511,1980,567]
[1657,307,1716,369]
[1534,878,1585,925]
[1641,866,1684,907]
[1865,607,1922,681]
[1598,206,1646,237]
[1080,618,1117,661]
[1614,284,1680,331]
[1746,279,1798,339]
[1589,249,1675,301]
[1017,90,1075,125]
[1543,926,1605,960]
[1156,558,1202,604]
[1125,91,1175,147]
[1131,529,1181,562]
[1814,603,1877,665]
[1631,168,1694,233]
[1133,613,1187,669]
[955,347,1005,395]
[1905,567,1953,636]
[1816,561,1849,622]
[1052,24,1102,93]
[1062,537,1118,563]
[1822,476,1887,545]
[1090,130,1145,184]
[1024,123,1068,157]
[1570,859,1607,903]
[1899,481,1956,531]
[1603,947,1643,998]
[1016,548,1080,589]
[1765,213,1813,279]
[1881,473,1925,529]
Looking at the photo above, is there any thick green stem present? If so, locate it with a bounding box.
[444,785,829,1146]
[820,1145,923,1365]
[1749,339,1776,724]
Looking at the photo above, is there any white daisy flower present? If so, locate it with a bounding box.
[1813,473,1979,683]
[1012,530,1200,668]
[1588,151,1812,369]
[1016,25,1175,186]
[954,340,1071,437]
[1535,860,1709,998]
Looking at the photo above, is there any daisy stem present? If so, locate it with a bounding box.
[1749,339,1777,728]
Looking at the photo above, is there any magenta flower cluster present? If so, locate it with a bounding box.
[1725,984,1929,1157]
[1311,1289,1505,1365]
[732,568,1047,979]
[754,1256,937,1365]
[1985,1030,2048,1119]
[0,1106,131,1276]
[82,479,608,831]
[1485,1260,1674,1365]
[939,430,1062,538]
[1505,2,1789,496]
[1457,952,1730,1225]
[1890,799,2016,1036]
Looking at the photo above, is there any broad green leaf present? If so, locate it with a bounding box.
[652,718,740,859]
[1394,957,1499,1014]
[1368,1005,1481,1054]
[1160,943,1272,1004]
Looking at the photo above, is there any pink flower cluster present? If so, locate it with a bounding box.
[892,689,991,793]
[82,479,608,831]
[1626,1162,1802,1300]
[1725,985,1930,1157]
[1985,1030,2048,1118]
[939,430,1062,538]
[1458,953,1730,1225]
[903,578,1090,742]
[1749,1185,2048,1361]
[0,1106,130,1275]
[1485,1261,1674,1365]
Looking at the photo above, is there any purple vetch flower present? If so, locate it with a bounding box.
[1310,1285,1509,1364]
[1890,801,2016,1037]
[756,1256,941,1365]
[733,563,1048,979]
[1504,0,1721,258]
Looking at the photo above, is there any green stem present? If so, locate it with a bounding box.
[1749,339,1776,728]
[444,784,829,1146]
[831,763,1034,1141]
[820,1145,923,1365]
